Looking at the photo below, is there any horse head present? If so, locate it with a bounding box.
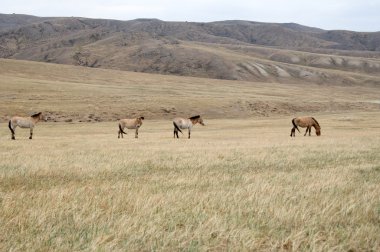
[31,112,47,121]
[198,117,205,126]
[311,117,321,136]
[316,127,321,136]
[189,115,205,126]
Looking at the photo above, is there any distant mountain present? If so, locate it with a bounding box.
[1,13,379,85]
[0,14,48,32]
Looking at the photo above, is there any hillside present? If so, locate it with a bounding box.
[1,59,379,123]
[1,14,380,85]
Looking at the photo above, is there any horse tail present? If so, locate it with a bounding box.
[311,117,320,127]
[8,120,15,135]
[292,118,300,132]
[118,123,127,134]
[173,122,183,134]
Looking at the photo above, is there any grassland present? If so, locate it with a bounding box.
[1,114,380,251]
[1,59,379,122]
[1,59,380,251]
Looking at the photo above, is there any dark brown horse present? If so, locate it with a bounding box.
[290,116,321,137]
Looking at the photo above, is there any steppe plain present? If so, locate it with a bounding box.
[1,58,380,250]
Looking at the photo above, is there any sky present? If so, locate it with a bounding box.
[1,0,380,32]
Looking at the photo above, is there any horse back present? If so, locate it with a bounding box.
[294,117,315,127]
[11,116,34,128]
[120,118,142,129]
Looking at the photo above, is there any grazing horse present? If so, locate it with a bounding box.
[8,112,47,140]
[173,115,205,139]
[118,117,144,139]
[290,116,321,137]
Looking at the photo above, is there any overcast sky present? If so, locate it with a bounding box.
[2,0,379,31]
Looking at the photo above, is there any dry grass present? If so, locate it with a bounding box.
[1,59,380,250]
[1,113,380,251]
[1,59,379,122]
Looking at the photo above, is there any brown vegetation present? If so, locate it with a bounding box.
[1,15,380,250]
[1,59,379,123]
[1,14,380,84]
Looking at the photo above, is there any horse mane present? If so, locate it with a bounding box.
[189,115,200,120]
[31,112,42,118]
[311,117,320,127]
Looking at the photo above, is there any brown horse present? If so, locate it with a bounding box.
[8,112,47,140]
[290,116,321,137]
[118,117,144,138]
[173,115,205,139]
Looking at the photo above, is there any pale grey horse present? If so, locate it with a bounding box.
[173,115,205,139]
[8,112,47,140]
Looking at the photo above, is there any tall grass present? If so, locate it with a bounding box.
[1,114,379,251]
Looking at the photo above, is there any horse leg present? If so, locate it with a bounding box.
[173,128,176,138]
[135,128,138,138]
[306,127,310,136]
[304,127,309,136]
[11,128,15,140]
[29,128,33,139]
[9,121,16,140]
[188,129,191,139]
[308,127,312,136]
[290,127,295,137]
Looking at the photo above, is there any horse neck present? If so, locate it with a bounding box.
[30,116,40,124]
[189,118,198,125]
[312,123,320,130]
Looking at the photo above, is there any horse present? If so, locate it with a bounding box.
[8,112,47,140]
[290,116,321,137]
[118,117,144,139]
[173,115,205,139]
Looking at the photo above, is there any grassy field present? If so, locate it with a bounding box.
[1,59,380,250]
[1,113,380,251]
[1,59,379,123]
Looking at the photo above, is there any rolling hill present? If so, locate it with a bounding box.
[1,58,379,122]
[1,14,380,85]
